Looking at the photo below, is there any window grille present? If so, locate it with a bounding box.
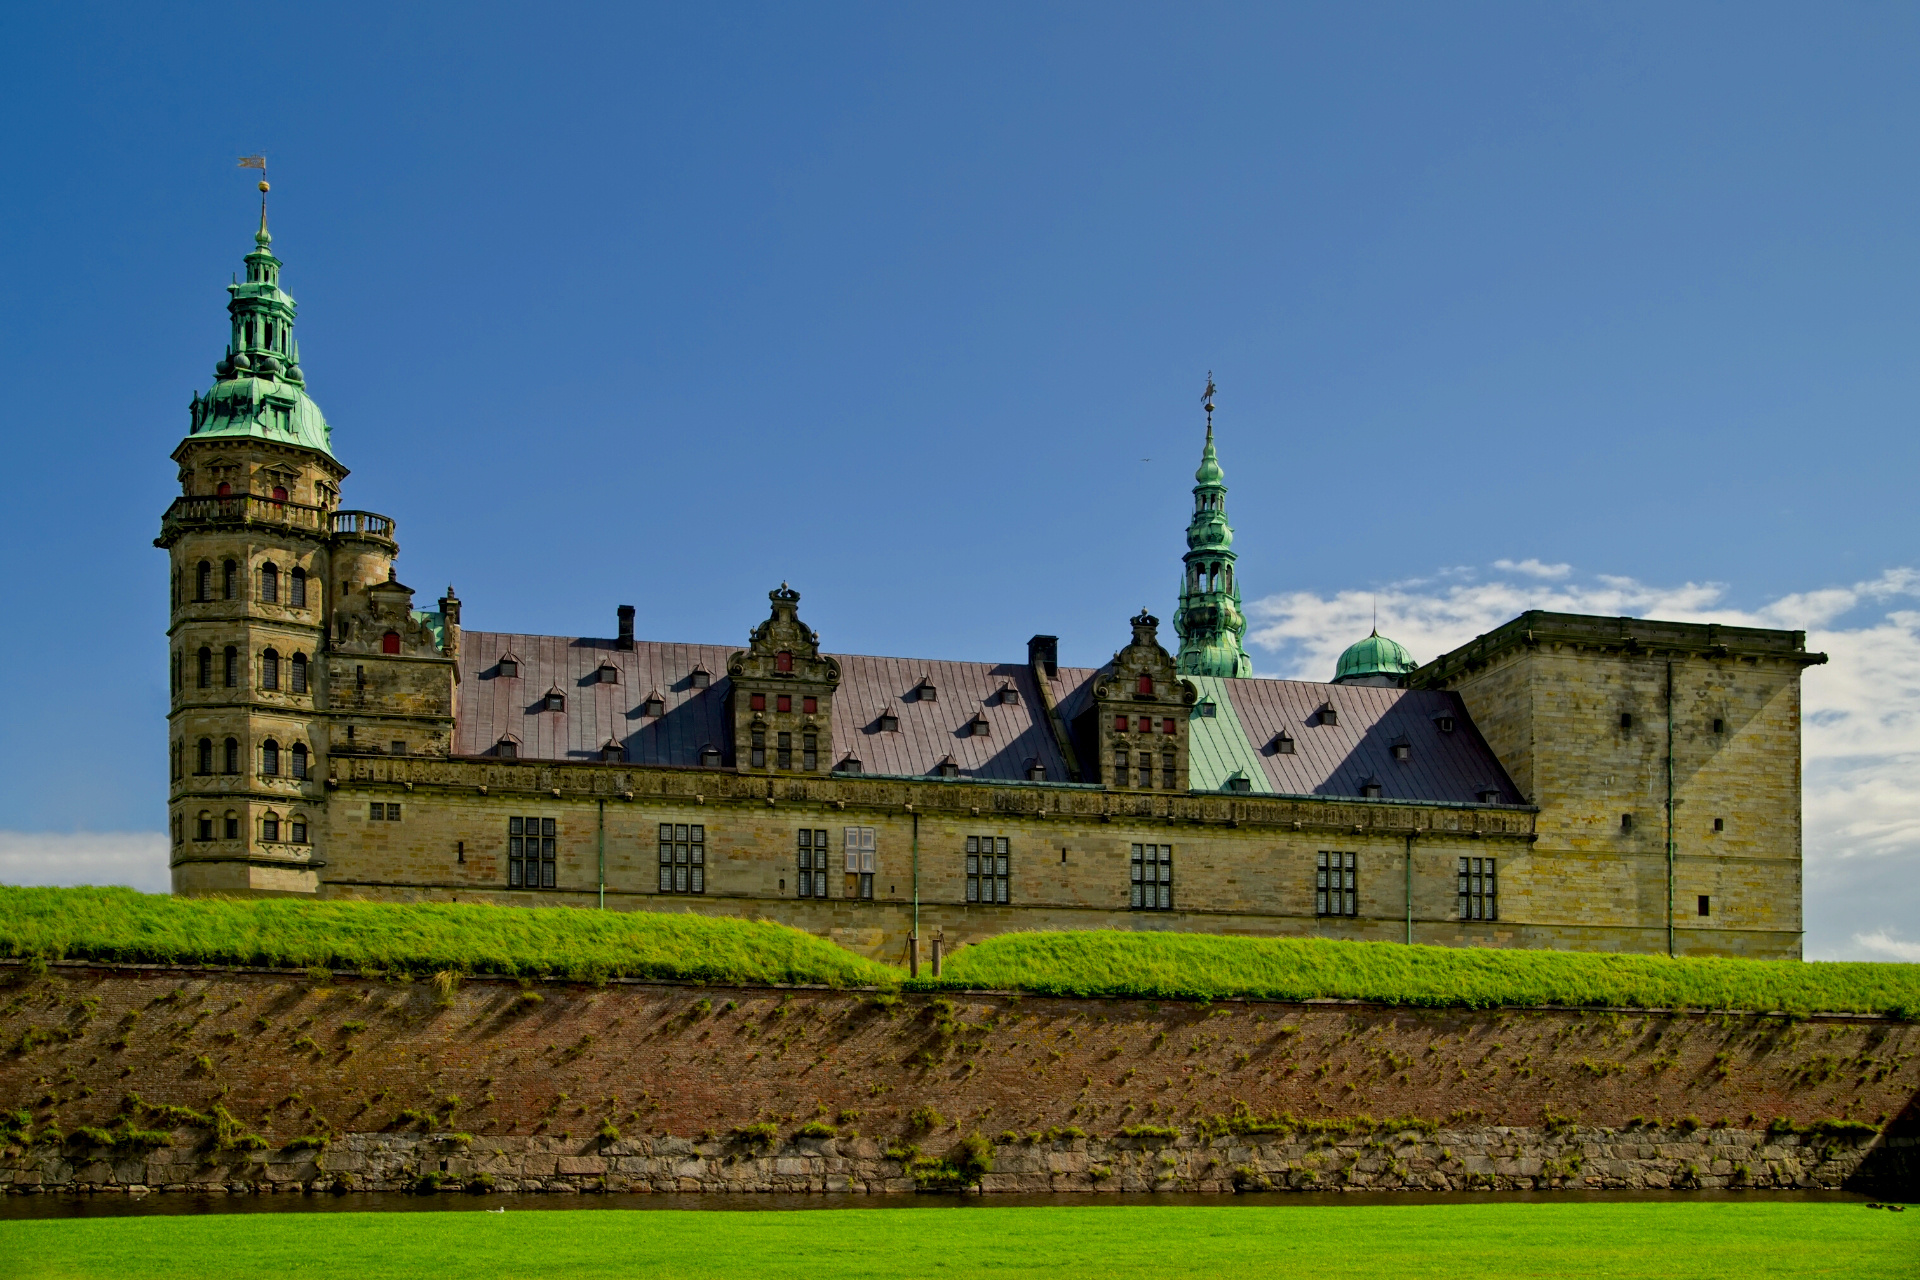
[796,828,829,898]
[1161,752,1176,789]
[510,816,558,889]
[843,826,876,899]
[223,560,237,600]
[261,563,278,604]
[197,738,213,774]
[750,730,766,769]
[290,568,306,608]
[802,733,817,771]
[1316,851,1357,916]
[657,822,705,894]
[291,743,308,779]
[966,836,1010,904]
[262,739,279,776]
[223,737,239,774]
[1138,756,1153,788]
[263,815,279,841]
[198,647,212,688]
[196,561,212,601]
[1113,749,1129,786]
[262,649,279,691]
[291,819,307,843]
[290,653,307,694]
[368,802,401,821]
[777,731,793,769]
[1458,856,1497,921]
[224,646,238,688]
[1130,843,1172,910]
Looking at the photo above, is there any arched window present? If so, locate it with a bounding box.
[261,562,278,603]
[262,739,280,776]
[291,742,308,779]
[775,651,793,673]
[382,631,400,655]
[223,811,239,840]
[262,811,280,842]
[223,737,239,775]
[289,568,306,609]
[1224,564,1234,593]
[223,559,238,600]
[196,812,213,841]
[196,738,213,774]
[261,648,279,691]
[271,486,287,503]
[337,617,350,641]
[196,561,212,601]
[224,646,238,688]
[290,652,307,694]
[197,646,212,688]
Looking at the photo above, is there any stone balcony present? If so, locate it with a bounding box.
[156,495,394,549]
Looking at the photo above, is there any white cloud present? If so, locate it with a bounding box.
[1852,931,1920,963]
[1247,564,1920,962]
[0,832,170,894]
[1493,558,1572,579]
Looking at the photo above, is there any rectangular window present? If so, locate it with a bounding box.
[1114,714,1129,732]
[751,730,766,769]
[1161,752,1176,790]
[776,694,791,713]
[291,819,307,844]
[1698,894,1711,918]
[1113,749,1129,786]
[290,571,306,609]
[843,826,876,899]
[1130,843,1172,910]
[224,815,239,839]
[750,692,766,711]
[776,732,793,769]
[1138,759,1153,788]
[803,696,817,714]
[797,828,828,898]
[370,802,385,821]
[508,816,558,889]
[802,733,817,771]
[224,647,238,688]
[657,822,706,894]
[1317,851,1357,917]
[1457,856,1497,921]
[965,835,1010,905]
[1162,718,1176,735]
[263,816,279,842]
[197,816,213,841]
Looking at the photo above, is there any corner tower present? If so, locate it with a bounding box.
[1172,378,1253,678]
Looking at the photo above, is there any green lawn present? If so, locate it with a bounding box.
[4,886,1918,1017]
[0,1202,1912,1279]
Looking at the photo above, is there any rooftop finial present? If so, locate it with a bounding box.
[239,155,270,245]
[1202,370,1216,438]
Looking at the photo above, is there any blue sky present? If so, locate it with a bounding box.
[2,4,1916,957]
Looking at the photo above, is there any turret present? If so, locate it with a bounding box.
[1172,376,1253,677]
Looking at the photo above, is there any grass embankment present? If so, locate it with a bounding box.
[1,1203,1912,1280]
[934,931,1920,1017]
[0,887,892,987]
[3,887,1916,1016]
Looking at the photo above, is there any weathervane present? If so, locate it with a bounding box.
[238,154,269,222]
[1202,371,1216,432]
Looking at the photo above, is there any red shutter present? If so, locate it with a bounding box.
[382,631,400,654]
[1113,714,1128,732]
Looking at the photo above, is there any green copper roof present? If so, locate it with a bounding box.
[1174,418,1252,677]
[1194,425,1225,486]
[181,211,336,459]
[1183,676,1274,793]
[1334,630,1419,682]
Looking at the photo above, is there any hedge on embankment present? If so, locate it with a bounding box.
[927,929,1920,1018]
[3,887,1914,1017]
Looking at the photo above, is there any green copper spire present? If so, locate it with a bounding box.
[183,191,336,459]
[1173,375,1253,678]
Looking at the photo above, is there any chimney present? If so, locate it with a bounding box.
[617,605,635,651]
[1027,634,1058,678]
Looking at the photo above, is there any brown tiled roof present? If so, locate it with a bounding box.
[455,631,1519,802]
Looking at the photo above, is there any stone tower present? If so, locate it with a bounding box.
[158,198,457,896]
[1171,382,1253,678]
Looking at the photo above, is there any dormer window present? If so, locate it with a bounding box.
[690,667,711,689]
[1390,738,1411,761]
[1319,703,1338,727]
[1224,772,1252,793]
[917,678,937,703]
[1025,759,1047,781]
[1360,778,1383,798]
[1477,786,1501,803]
[878,711,900,733]
[1434,714,1455,733]
[1196,700,1217,718]
[934,755,960,779]
[699,744,722,767]
[1000,685,1019,706]
[838,754,863,774]
[597,661,619,685]
[643,692,665,717]
[775,650,794,674]
[496,737,519,759]
[1272,732,1295,755]
[602,739,623,763]
[544,688,566,712]
[497,655,520,678]
[969,714,991,737]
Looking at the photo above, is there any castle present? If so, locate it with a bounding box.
[158,209,1825,961]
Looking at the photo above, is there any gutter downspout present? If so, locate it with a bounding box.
[1405,831,1415,945]
[911,808,921,974]
[1665,661,1675,958]
[597,798,606,911]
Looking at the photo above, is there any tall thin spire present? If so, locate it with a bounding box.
[1172,374,1252,678]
